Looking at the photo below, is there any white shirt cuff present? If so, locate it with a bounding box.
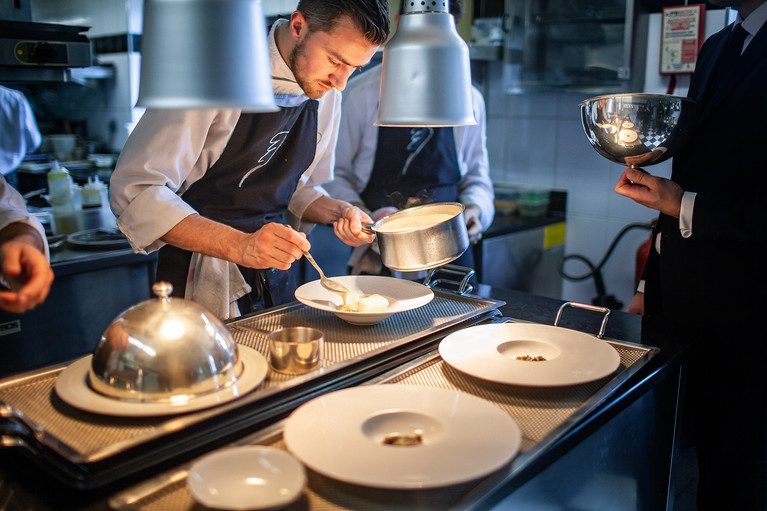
[636,279,645,293]
[679,191,696,238]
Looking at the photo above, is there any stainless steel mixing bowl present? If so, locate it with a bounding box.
[88,282,242,403]
[580,93,698,167]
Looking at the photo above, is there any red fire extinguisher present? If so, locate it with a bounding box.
[635,218,658,288]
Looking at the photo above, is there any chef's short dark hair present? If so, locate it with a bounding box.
[399,0,465,25]
[297,0,390,46]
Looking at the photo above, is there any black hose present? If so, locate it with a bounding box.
[558,222,653,308]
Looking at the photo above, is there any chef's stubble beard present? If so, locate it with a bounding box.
[289,37,330,100]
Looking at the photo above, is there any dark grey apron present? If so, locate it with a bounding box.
[360,126,474,270]
[157,100,319,313]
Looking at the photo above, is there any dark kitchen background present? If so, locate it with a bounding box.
[0,0,732,310]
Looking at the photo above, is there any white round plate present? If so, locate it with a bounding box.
[187,446,306,510]
[66,228,131,249]
[294,275,434,325]
[439,323,621,387]
[283,385,521,489]
[54,346,268,417]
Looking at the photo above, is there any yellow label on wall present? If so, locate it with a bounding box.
[544,222,566,249]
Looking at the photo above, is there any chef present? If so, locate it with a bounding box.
[110,0,390,318]
[325,0,494,276]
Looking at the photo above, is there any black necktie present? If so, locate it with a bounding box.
[710,23,748,85]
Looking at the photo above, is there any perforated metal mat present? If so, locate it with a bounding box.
[0,292,501,487]
[110,336,656,511]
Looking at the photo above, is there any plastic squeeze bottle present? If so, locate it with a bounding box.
[82,176,108,209]
[47,161,78,233]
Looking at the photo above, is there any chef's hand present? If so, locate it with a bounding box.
[0,240,54,313]
[241,222,310,271]
[464,205,483,244]
[625,291,644,316]
[615,167,683,218]
[333,207,375,247]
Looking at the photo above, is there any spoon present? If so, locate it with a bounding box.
[303,250,350,305]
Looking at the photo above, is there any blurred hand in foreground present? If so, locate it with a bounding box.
[0,224,54,313]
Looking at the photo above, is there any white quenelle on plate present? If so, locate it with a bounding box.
[438,323,621,387]
[187,446,306,510]
[294,275,434,325]
[283,384,522,489]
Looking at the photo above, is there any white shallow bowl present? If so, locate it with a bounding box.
[283,385,521,489]
[187,446,306,510]
[294,275,434,325]
[439,323,621,387]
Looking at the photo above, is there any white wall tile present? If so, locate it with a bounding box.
[504,118,556,186]
[507,92,558,119]
[262,1,282,16]
[485,117,506,179]
[281,1,299,14]
[484,64,507,119]
[553,119,612,218]
[557,93,592,121]
[559,215,609,304]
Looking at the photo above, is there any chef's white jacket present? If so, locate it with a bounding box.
[0,86,41,176]
[0,178,48,256]
[110,19,340,254]
[325,63,495,231]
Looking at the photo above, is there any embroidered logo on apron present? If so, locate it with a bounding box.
[402,127,434,176]
[238,130,290,187]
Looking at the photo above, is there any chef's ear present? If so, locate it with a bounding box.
[289,11,309,41]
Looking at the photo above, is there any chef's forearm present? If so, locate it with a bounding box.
[160,214,247,262]
[0,222,45,253]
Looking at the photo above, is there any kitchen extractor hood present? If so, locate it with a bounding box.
[0,20,92,83]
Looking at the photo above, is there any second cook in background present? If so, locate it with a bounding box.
[110,0,391,319]
[325,0,494,276]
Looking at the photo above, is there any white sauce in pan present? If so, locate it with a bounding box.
[375,212,456,233]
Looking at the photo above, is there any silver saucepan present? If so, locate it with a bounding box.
[363,202,469,272]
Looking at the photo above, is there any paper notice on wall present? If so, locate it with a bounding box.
[660,4,706,75]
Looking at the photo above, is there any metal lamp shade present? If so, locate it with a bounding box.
[137,0,277,110]
[377,11,475,127]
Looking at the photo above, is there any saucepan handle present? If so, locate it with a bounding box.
[325,221,375,235]
[553,301,611,339]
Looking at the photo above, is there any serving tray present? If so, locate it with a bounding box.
[0,291,503,489]
[109,324,658,511]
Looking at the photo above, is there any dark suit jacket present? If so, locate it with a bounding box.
[643,20,767,327]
